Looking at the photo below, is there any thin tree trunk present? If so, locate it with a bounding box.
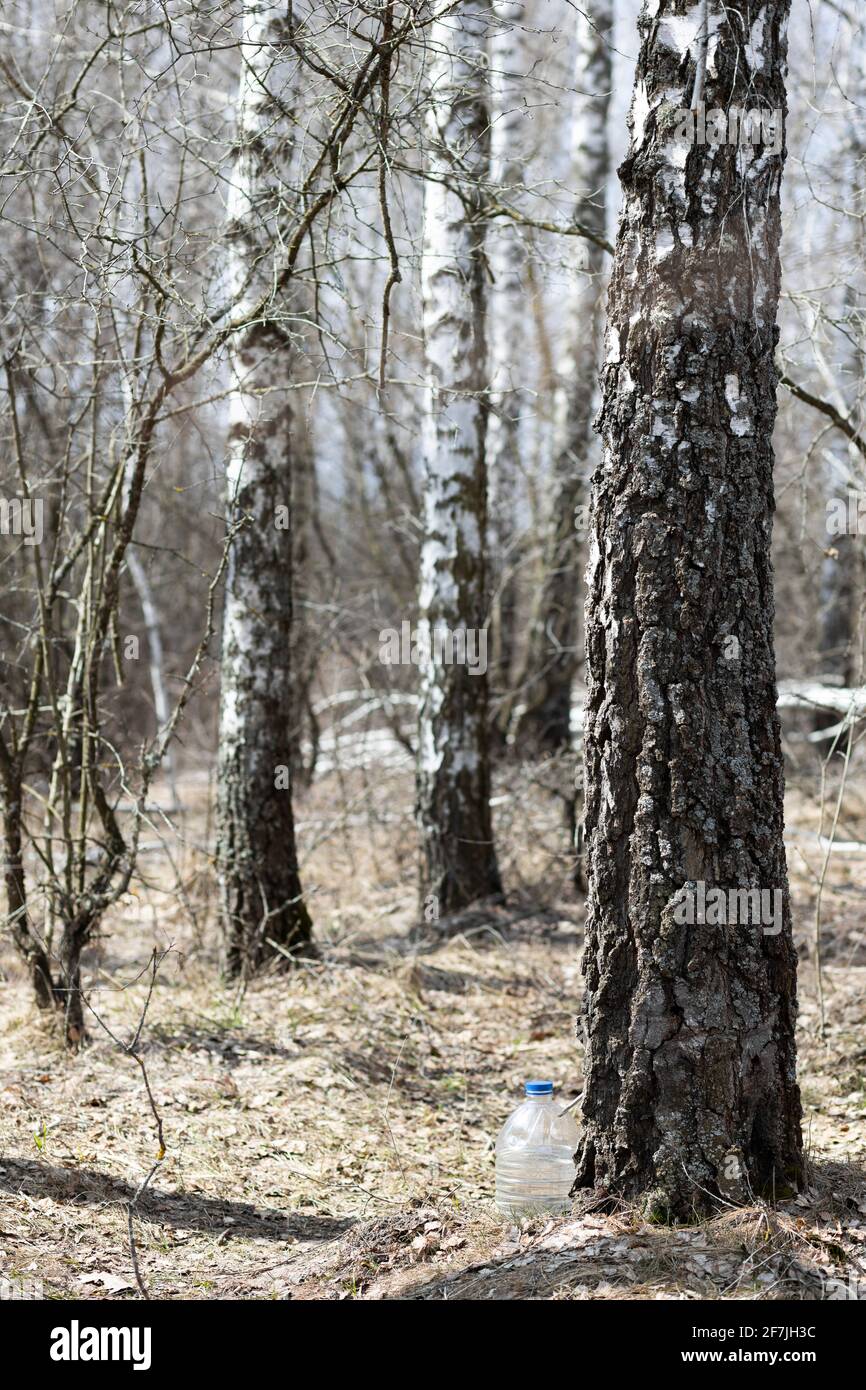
[1,783,55,1009]
[217,1,312,974]
[417,1,502,914]
[575,0,803,1218]
[818,496,862,688]
[57,928,85,1049]
[487,0,527,716]
[513,0,612,753]
[126,549,179,805]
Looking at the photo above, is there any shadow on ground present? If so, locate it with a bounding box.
[139,1024,303,1065]
[0,1157,353,1243]
[335,899,584,964]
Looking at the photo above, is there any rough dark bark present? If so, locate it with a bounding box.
[575,0,803,1218]
[513,0,612,753]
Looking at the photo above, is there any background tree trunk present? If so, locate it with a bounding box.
[417,0,502,915]
[286,407,319,787]
[575,0,803,1218]
[514,0,612,753]
[818,458,862,690]
[217,1,312,974]
[126,549,178,806]
[815,11,866,695]
[487,0,527,722]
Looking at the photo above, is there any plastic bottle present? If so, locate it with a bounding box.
[495,1080,579,1217]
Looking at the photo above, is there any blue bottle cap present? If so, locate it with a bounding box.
[525,1080,554,1096]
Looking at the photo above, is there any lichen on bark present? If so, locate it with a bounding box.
[575,0,803,1217]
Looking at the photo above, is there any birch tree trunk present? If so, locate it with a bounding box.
[286,408,318,786]
[514,0,612,753]
[417,1,502,914]
[818,401,863,690]
[126,550,178,806]
[487,0,527,712]
[576,0,803,1217]
[217,1,312,974]
[816,17,866,692]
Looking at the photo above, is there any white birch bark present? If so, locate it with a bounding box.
[817,15,866,689]
[116,367,179,807]
[514,0,612,751]
[487,0,527,698]
[417,1,502,913]
[217,0,312,972]
[126,549,178,808]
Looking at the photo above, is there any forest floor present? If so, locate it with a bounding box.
[2,746,866,1301]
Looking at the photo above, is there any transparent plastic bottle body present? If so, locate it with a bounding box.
[495,1086,579,1217]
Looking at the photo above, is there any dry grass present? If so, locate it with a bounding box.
[1,748,865,1301]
